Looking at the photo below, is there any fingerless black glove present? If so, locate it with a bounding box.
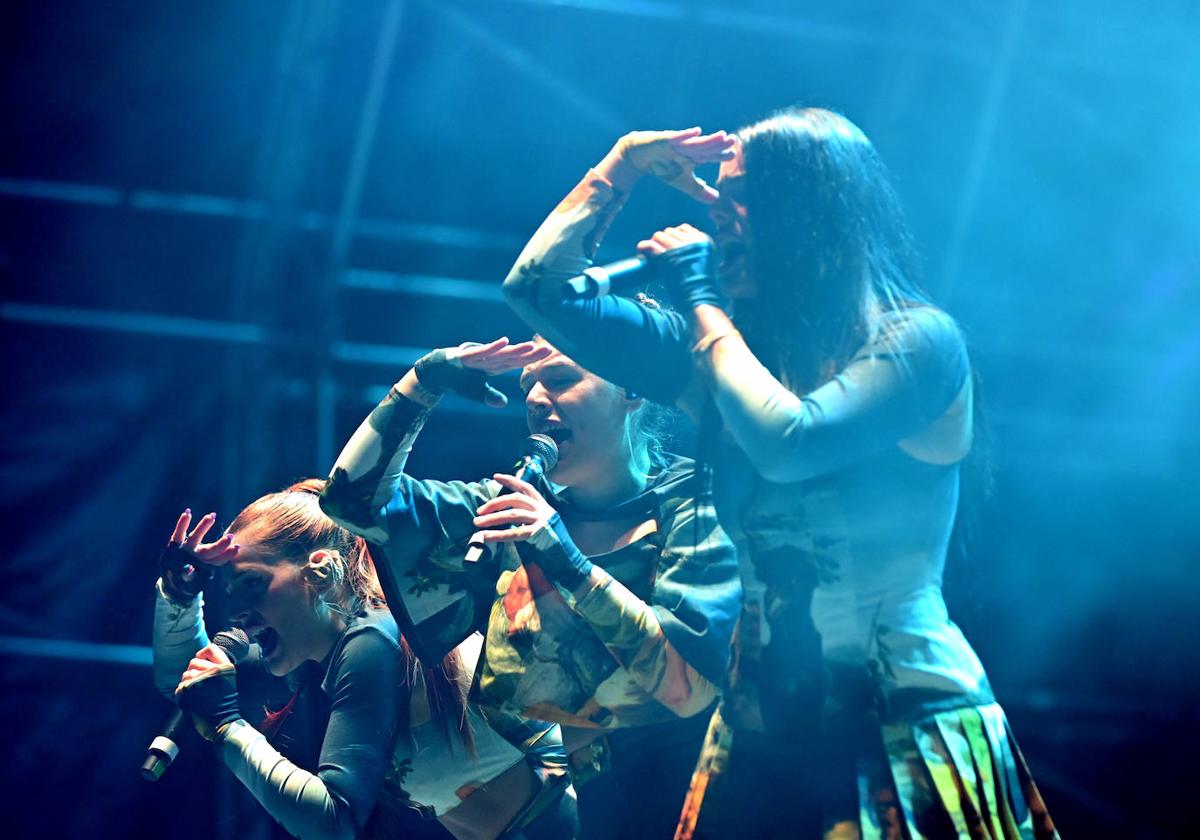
[413,346,506,405]
[178,666,242,742]
[515,513,595,592]
[655,241,724,312]
[159,542,214,605]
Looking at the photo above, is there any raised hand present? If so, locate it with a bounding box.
[159,509,240,604]
[637,223,723,312]
[600,128,738,203]
[413,338,551,407]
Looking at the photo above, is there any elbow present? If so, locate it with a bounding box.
[318,472,358,529]
[749,451,807,484]
[662,680,717,719]
[654,648,718,718]
[316,486,344,525]
[501,262,532,304]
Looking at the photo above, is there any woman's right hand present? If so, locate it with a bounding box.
[411,337,551,407]
[159,509,240,604]
[596,128,737,203]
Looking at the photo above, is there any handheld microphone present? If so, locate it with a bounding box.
[141,627,251,782]
[464,434,559,564]
[563,255,655,300]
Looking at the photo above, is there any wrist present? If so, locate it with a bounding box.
[209,717,245,744]
[594,146,642,194]
[156,577,199,609]
[520,514,593,591]
[570,565,605,603]
[396,368,442,408]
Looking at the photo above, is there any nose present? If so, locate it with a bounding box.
[525,383,553,426]
[228,605,251,626]
[525,381,551,411]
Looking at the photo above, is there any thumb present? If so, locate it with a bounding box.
[483,384,508,408]
[669,171,719,204]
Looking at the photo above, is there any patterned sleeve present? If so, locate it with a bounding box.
[320,384,499,663]
[702,306,973,482]
[566,476,742,717]
[501,170,693,405]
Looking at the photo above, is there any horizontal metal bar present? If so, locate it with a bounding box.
[1,302,268,344]
[0,634,152,667]
[341,269,505,302]
[130,189,266,219]
[0,178,522,251]
[0,177,123,207]
[330,340,427,367]
[351,217,523,251]
[504,0,986,62]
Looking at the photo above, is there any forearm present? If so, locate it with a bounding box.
[570,568,717,718]
[218,720,358,840]
[152,580,209,699]
[321,372,438,543]
[693,316,825,482]
[694,304,972,481]
[502,172,692,404]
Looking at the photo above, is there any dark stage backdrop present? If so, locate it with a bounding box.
[2,1,1198,837]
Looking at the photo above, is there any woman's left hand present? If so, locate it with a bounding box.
[637,224,723,312]
[637,222,713,257]
[175,643,243,741]
[472,474,595,590]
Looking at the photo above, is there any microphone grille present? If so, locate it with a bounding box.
[212,628,251,664]
[521,433,559,473]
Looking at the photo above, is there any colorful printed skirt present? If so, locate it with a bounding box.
[676,702,1057,840]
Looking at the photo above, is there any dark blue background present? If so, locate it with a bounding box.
[2,1,1197,837]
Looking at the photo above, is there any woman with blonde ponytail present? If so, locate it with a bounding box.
[153,479,578,840]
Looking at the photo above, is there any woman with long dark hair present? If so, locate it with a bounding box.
[319,336,741,840]
[501,109,1057,838]
[154,479,576,840]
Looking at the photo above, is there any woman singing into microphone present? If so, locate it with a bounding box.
[320,336,741,840]
[153,480,576,840]
[501,110,1057,838]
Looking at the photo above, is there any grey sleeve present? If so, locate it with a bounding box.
[151,580,209,700]
[706,307,971,483]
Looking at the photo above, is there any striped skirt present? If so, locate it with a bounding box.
[676,702,1057,840]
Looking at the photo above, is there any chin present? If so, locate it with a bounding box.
[719,272,756,300]
[263,650,299,677]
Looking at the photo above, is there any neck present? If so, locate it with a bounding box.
[567,453,648,512]
[310,610,348,664]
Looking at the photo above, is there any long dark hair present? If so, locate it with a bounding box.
[734,108,993,577]
[230,479,475,754]
[735,107,929,391]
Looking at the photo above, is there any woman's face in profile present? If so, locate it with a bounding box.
[224,550,327,677]
[709,141,756,299]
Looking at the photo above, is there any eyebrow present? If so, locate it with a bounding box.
[519,360,574,390]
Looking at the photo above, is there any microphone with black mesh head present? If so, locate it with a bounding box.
[464,434,559,564]
[141,627,251,781]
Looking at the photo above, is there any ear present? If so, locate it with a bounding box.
[303,549,341,590]
[622,388,645,413]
